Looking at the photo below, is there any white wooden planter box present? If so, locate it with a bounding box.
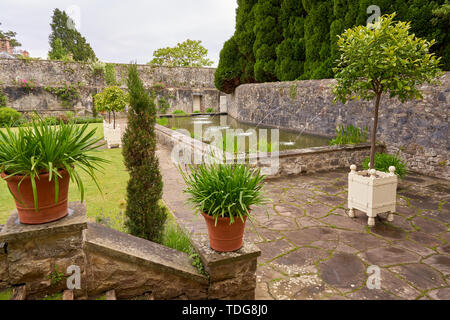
[347,164,398,226]
[103,120,123,148]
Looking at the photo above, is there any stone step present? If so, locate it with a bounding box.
[105,290,116,300]
[11,285,26,300]
[62,290,74,300]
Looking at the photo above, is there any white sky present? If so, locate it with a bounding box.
[0,0,237,66]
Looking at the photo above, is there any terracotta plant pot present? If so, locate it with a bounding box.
[1,170,70,224]
[201,212,247,252]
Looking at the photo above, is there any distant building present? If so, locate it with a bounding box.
[0,38,29,58]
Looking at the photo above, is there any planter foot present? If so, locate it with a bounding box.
[387,212,394,222]
[348,208,355,218]
[367,217,375,227]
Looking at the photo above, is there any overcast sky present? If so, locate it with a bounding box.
[0,0,237,66]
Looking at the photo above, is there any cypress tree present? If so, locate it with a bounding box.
[253,0,282,82]
[214,36,245,94]
[122,64,167,242]
[275,0,306,81]
[48,8,96,62]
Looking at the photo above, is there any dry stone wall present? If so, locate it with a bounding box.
[227,73,450,179]
[0,58,220,116]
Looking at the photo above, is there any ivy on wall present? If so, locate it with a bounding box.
[44,83,82,108]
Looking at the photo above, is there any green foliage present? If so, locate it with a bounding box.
[162,222,192,254]
[156,117,169,126]
[289,82,297,100]
[48,9,96,62]
[329,124,368,145]
[149,39,213,67]
[205,107,215,113]
[48,265,65,286]
[0,88,6,108]
[172,109,186,115]
[104,63,118,86]
[193,110,201,114]
[44,84,81,108]
[0,22,21,48]
[180,163,267,225]
[88,59,106,77]
[94,86,128,127]
[0,288,13,300]
[362,153,407,178]
[215,1,449,92]
[122,64,167,243]
[0,118,107,210]
[0,107,21,126]
[214,36,245,93]
[157,97,170,114]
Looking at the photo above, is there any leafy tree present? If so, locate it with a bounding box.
[253,0,282,82]
[332,13,442,170]
[48,8,96,62]
[122,64,167,242]
[48,38,69,60]
[149,39,213,67]
[93,86,128,128]
[0,22,21,48]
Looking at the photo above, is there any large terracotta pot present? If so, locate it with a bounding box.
[201,212,247,252]
[1,170,70,224]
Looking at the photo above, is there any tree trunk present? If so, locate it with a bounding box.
[369,92,382,170]
[113,111,116,129]
[108,111,111,124]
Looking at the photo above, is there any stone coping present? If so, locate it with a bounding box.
[84,222,208,284]
[191,234,261,268]
[0,201,87,242]
[159,112,227,118]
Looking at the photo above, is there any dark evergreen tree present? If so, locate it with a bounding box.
[235,0,258,83]
[214,36,245,94]
[122,64,167,242]
[48,8,96,62]
[253,0,282,82]
[275,0,306,81]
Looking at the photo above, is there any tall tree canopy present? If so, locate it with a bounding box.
[215,0,449,92]
[148,39,213,67]
[48,8,96,62]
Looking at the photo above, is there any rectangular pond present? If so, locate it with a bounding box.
[160,114,330,152]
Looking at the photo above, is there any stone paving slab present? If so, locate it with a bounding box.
[157,145,449,300]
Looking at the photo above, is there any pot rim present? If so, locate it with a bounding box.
[201,211,249,221]
[1,168,69,181]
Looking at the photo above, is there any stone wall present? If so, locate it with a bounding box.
[0,202,260,300]
[0,58,221,116]
[227,73,449,179]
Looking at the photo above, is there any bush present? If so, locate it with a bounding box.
[172,109,186,115]
[122,64,167,243]
[0,107,21,126]
[156,117,168,126]
[329,125,367,146]
[205,107,215,113]
[0,88,7,108]
[362,153,407,178]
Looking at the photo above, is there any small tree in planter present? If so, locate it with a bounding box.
[180,163,266,252]
[332,13,442,226]
[93,86,128,129]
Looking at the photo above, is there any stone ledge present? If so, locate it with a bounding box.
[191,235,261,268]
[0,202,87,243]
[84,222,208,285]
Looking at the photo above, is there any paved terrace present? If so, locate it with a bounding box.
[158,145,450,300]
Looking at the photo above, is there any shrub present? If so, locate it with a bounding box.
[104,63,117,86]
[193,110,201,114]
[172,109,186,115]
[205,107,215,113]
[88,59,106,76]
[180,163,267,225]
[0,88,7,108]
[157,97,170,114]
[156,117,168,126]
[65,111,74,120]
[0,107,21,126]
[122,64,167,243]
[329,125,367,146]
[43,116,58,125]
[362,153,407,178]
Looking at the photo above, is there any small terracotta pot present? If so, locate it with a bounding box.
[201,212,247,252]
[1,170,70,224]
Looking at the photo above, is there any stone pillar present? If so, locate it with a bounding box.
[191,235,261,300]
[0,202,88,299]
